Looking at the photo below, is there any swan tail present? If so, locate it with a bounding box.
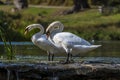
[86,45,101,51]
[73,45,101,53]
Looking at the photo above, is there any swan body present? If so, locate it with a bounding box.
[25,24,65,61]
[53,32,101,54]
[52,32,91,46]
[46,21,101,62]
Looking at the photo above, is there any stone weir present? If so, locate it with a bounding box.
[0,59,120,80]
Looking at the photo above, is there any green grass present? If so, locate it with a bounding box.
[22,7,58,16]
[0,5,13,11]
[54,9,120,28]
[0,5,120,40]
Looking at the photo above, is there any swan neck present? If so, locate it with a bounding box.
[38,25,44,35]
[32,24,44,35]
[46,21,64,33]
[48,37,61,48]
[57,22,64,32]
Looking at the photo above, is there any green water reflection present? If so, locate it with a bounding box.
[0,41,120,57]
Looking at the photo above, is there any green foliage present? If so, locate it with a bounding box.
[91,0,120,6]
[0,6,120,41]
[28,0,43,5]
[28,0,73,6]
[2,0,120,7]
[0,26,15,60]
[27,0,120,7]
[107,0,120,6]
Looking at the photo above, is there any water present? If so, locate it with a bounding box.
[0,41,120,80]
[0,42,45,56]
[89,41,120,57]
[0,41,120,58]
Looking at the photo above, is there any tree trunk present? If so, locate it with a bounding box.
[14,0,28,10]
[73,0,90,12]
[0,0,4,4]
[64,0,90,14]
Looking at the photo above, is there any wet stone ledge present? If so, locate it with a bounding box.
[0,60,120,80]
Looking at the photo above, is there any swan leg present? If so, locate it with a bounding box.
[51,54,54,61]
[47,51,50,61]
[65,53,70,63]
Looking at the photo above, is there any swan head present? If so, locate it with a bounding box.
[46,30,50,39]
[24,24,44,35]
[46,21,64,38]
[24,26,30,35]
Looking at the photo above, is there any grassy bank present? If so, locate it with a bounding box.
[0,5,120,41]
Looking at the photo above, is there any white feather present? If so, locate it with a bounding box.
[46,21,101,60]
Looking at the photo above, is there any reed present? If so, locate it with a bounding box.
[0,26,15,60]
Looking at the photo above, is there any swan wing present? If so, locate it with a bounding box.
[72,45,101,54]
[53,32,91,46]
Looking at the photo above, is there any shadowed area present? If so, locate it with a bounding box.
[0,57,120,80]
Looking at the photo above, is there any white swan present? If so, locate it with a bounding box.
[46,21,101,63]
[24,24,65,61]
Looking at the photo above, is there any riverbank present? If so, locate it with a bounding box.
[0,5,120,41]
[0,57,120,80]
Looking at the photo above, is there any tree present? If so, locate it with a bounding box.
[14,0,28,10]
[91,0,120,6]
[0,0,4,5]
[64,0,90,14]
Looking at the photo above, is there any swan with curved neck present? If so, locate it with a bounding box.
[24,24,65,61]
[46,21,64,33]
[46,21,101,63]
[46,21,64,39]
[25,24,44,43]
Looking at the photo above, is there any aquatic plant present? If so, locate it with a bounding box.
[0,26,15,60]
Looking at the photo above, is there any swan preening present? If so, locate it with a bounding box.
[25,21,101,63]
[46,21,101,63]
[24,24,66,61]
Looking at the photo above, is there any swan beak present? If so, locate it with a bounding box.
[24,28,28,35]
[46,31,50,39]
